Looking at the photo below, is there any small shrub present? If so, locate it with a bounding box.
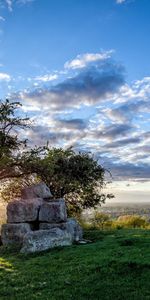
[116,215,148,229]
[92,212,110,230]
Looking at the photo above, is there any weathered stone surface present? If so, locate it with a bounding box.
[39,222,67,230]
[20,228,72,253]
[66,218,83,242]
[7,200,41,223]
[21,182,53,200]
[39,218,83,242]
[1,223,31,246]
[39,199,67,223]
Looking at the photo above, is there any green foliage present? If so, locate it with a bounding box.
[0,229,150,300]
[84,214,150,231]
[0,99,30,181]
[92,212,110,229]
[19,147,113,214]
[114,215,148,229]
[0,99,29,156]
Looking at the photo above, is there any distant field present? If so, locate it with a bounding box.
[0,229,150,300]
[99,202,150,219]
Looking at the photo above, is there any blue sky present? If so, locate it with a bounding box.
[0,0,150,202]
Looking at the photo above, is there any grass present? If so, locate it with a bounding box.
[0,229,150,300]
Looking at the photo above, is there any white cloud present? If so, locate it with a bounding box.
[3,0,35,12]
[116,0,126,3]
[0,16,5,21]
[0,72,11,81]
[34,74,58,82]
[64,50,114,70]
[5,0,13,11]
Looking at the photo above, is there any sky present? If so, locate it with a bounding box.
[0,0,150,203]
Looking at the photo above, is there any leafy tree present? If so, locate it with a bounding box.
[0,99,114,215]
[0,99,30,180]
[19,147,114,214]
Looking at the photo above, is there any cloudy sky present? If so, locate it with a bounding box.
[0,0,150,202]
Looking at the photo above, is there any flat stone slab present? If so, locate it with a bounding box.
[20,228,72,253]
[7,199,41,223]
[39,218,83,242]
[21,182,53,200]
[39,199,67,223]
[1,223,31,246]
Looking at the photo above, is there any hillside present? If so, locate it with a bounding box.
[0,229,150,300]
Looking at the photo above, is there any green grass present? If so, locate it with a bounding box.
[0,229,150,300]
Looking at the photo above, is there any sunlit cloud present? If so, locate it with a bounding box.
[64,50,114,69]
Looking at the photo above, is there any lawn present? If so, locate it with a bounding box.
[0,229,150,300]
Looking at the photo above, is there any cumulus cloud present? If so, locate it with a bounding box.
[19,60,125,111]
[0,72,11,81]
[56,118,87,131]
[64,51,113,69]
[105,100,150,123]
[104,137,141,149]
[9,52,150,182]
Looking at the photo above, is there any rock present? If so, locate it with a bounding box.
[20,228,72,253]
[39,222,67,230]
[7,199,41,223]
[39,218,83,242]
[39,199,67,223]
[1,223,31,246]
[21,182,53,200]
[76,239,92,244]
[66,218,83,242]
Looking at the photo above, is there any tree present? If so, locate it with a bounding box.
[0,99,30,180]
[14,146,114,214]
[0,99,114,215]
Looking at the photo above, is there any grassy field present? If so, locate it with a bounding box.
[0,229,150,300]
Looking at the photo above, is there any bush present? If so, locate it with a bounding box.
[92,212,110,230]
[115,215,148,229]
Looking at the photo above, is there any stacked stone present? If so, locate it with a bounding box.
[1,183,83,253]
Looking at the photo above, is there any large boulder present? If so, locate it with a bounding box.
[21,182,53,200]
[1,223,31,246]
[39,218,83,242]
[20,228,72,253]
[7,199,41,223]
[39,199,67,223]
